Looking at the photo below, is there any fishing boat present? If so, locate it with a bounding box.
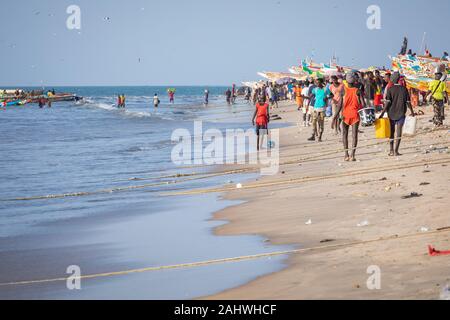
[1,99,28,107]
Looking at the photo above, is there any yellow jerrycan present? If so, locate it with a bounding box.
[375,118,391,139]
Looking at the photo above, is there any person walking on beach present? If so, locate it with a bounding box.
[251,87,258,105]
[426,72,448,126]
[153,94,160,108]
[225,88,232,105]
[231,84,236,104]
[363,72,376,108]
[374,70,384,111]
[294,83,303,110]
[252,96,270,151]
[265,85,273,107]
[301,80,312,126]
[244,87,251,102]
[379,72,415,156]
[329,75,344,134]
[333,73,365,161]
[204,89,210,106]
[308,78,327,142]
[271,85,279,109]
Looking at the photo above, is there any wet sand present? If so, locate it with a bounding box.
[207,100,450,299]
[0,193,288,299]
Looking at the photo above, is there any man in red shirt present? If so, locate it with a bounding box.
[252,97,270,151]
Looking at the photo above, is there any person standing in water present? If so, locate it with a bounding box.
[333,73,365,162]
[225,88,232,105]
[204,89,209,106]
[231,84,236,104]
[117,95,122,108]
[379,72,415,156]
[252,96,270,151]
[38,96,46,109]
[168,89,175,104]
[153,93,160,108]
[121,94,126,108]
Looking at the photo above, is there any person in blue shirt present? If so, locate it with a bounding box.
[308,78,328,142]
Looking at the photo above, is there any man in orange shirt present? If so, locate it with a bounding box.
[252,97,270,151]
[332,73,365,161]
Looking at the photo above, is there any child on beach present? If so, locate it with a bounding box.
[379,72,416,156]
[333,73,365,161]
[252,97,270,151]
[308,78,327,142]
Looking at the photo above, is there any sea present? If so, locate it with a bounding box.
[0,86,289,299]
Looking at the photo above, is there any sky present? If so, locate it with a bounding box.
[0,0,449,86]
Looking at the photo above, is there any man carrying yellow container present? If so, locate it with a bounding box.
[379,72,415,157]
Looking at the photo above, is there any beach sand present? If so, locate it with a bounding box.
[207,100,450,300]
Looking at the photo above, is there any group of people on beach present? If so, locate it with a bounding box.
[251,68,448,160]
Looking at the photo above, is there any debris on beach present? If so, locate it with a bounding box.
[425,146,448,154]
[384,186,391,192]
[419,227,429,232]
[428,245,450,257]
[236,183,242,189]
[305,219,312,225]
[401,192,423,199]
[419,182,430,186]
[440,285,450,300]
[357,220,370,227]
[320,239,336,243]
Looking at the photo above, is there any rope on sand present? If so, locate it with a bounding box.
[2,129,448,202]
[1,228,449,288]
[163,157,450,196]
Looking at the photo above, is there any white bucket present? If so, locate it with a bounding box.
[403,116,417,135]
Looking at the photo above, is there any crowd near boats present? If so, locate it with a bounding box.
[242,39,449,158]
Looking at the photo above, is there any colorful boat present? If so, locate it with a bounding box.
[1,99,28,107]
[391,54,450,93]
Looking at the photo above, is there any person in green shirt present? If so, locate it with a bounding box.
[426,72,448,126]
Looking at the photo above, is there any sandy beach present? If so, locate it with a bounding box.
[207,100,450,300]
